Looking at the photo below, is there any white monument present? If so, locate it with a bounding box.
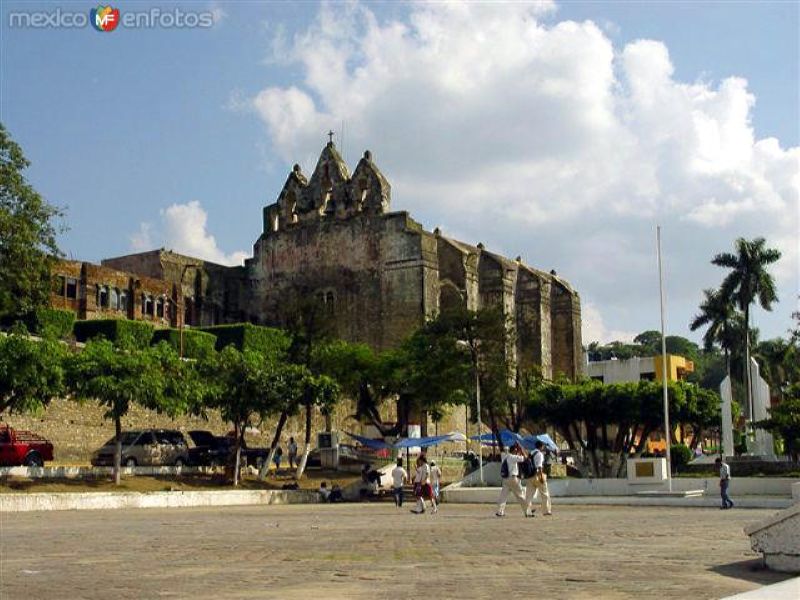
[749,358,776,458]
[720,376,735,458]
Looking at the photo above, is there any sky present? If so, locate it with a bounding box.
[1,0,798,345]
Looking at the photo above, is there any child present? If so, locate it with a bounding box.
[430,460,443,500]
[411,455,437,514]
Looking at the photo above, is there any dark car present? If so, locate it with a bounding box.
[187,431,268,467]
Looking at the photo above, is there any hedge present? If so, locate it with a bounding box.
[152,328,217,359]
[73,319,154,349]
[200,323,290,357]
[26,308,75,339]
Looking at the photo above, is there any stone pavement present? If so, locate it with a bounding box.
[0,504,792,599]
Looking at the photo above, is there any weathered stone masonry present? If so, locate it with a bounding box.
[248,142,583,380]
[50,142,582,380]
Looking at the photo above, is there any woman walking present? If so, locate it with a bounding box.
[411,454,437,514]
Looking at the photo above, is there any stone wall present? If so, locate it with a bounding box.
[2,398,359,464]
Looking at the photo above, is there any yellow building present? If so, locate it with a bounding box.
[586,354,694,384]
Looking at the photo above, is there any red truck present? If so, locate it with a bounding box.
[0,425,55,467]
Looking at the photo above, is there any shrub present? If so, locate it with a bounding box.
[73,319,154,349]
[25,308,75,339]
[201,323,290,358]
[152,328,216,359]
[670,444,693,474]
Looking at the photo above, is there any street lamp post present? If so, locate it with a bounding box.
[474,357,484,486]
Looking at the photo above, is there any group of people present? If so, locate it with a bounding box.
[391,454,442,514]
[496,440,552,518]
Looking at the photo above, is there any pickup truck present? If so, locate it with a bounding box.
[0,425,55,467]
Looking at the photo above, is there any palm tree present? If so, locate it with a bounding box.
[712,237,781,425]
[690,288,738,373]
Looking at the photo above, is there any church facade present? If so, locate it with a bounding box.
[51,142,583,380]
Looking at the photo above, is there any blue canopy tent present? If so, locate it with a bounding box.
[343,432,393,450]
[392,432,467,449]
[471,429,558,451]
[470,429,523,447]
[520,433,558,452]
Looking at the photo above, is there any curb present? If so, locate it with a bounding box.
[0,489,321,512]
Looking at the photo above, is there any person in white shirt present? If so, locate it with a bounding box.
[496,442,529,517]
[411,455,437,514]
[390,459,408,508]
[430,461,443,500]
[715,457,734,509]
[524,440,552,516]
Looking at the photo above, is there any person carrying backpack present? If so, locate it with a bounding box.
[495,442,530,517]
[524,440,552,516]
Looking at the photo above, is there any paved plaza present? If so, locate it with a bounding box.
[0,504,791,599]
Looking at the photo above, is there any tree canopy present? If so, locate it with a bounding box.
[0,124,64,320]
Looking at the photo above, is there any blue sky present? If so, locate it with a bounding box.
[1,1,798,343]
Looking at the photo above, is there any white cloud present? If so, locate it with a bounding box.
[130,201,248,267]
[582,299,637,345]
[246,1,799,340]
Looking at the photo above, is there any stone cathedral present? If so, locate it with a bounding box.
[51,141,583,380]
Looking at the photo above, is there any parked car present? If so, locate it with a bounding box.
[91,429,190,467]
[0,425,54,467]
[187,430,268,467]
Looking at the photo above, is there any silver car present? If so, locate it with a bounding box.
[91,429,190,467]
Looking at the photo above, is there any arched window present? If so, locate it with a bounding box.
[156,297,165,318]
[110,288,119,310]
[142,295,153,317]
[184,298,193,326]
[98,285,109,308]
[119,290,129,312]
[325,291,335,315]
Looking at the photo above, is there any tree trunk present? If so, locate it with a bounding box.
[489,408,503,455]
[113,414,122,486]
[295,398,313,479]
[233,421,242,487]
[259,410,288,480]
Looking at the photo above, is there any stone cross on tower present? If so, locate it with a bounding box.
[327,130,335,144]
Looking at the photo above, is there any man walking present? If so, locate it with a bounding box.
[716,457,734,509]
[496,442,529,517]
[391,458,408,508]
[525,440,552,516]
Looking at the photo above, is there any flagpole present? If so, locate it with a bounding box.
[657,225,673,492]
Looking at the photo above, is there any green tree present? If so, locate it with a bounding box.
[755,383,800,462]
[427,306,511,450]
[754,338,799,397]
[65,340,177,485]
[527,379,694,478]
[0,330,66,416]
[713,237,781,425]
[204,346,310,485]
[278,292,336,477]
[690,288,738,372]
[0,124,64,320]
